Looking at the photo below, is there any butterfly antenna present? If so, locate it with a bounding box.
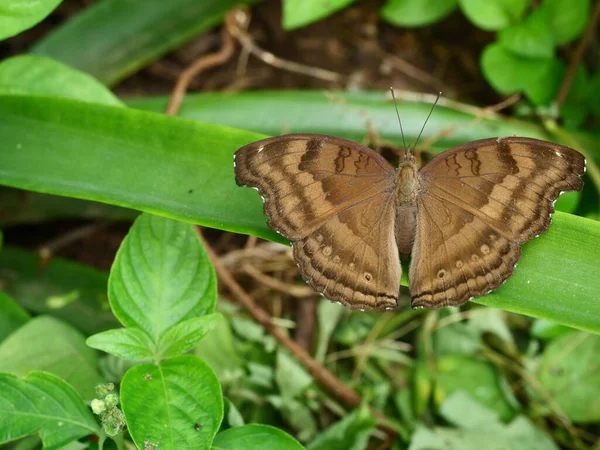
[390,87,408,152]
[413,91,442,152]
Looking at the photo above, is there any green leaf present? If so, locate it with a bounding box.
[283,0,358,30]
[157,313,223,359]
[560,66,590,129]
[315,300,345,363]
[537,331,600,422]
[0,246,117,335]
[0,291,30,342]
[0,55,122,106]
[86,328,155,361]
[530,319,574,340]
[306,404,376,450]
[0,0,62,40]
[0,316,103,401]
[434,355,516,421]
[0,95,599,334]
[194,315,245,382]
[32,0,258,85]
[275,348,313,399]
[545,0,590,45]
[522,57,565,105]
[212,424,305,450]
[458,0,530,30]
[109,213,217,340]
[0,371,100,449]
[480,43,554,95]
[498,7,555,58]
[410,391,559,450]
[121,355,223,450]
[381,0,458,27]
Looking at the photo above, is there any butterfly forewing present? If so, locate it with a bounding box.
[410,137,585,308]
[234,134,401,309]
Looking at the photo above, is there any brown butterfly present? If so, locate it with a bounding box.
[234,130,585,310]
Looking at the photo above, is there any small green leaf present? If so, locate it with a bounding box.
[0,55,122,106]
[481,43,553,94]
[410,391,559,450]
[0,0,62,40]
[530,319,575,340]
[268,396,317,442]
[560,66,590,129]
[0,371,100,449]
[194,316,245,382]
[522,57,565,105]
[306,404,376,450]
[283,0,358,30]
[537,331,600,422]
[212,424,304,450]
[0,316,103,401]
[109,213,217,340]
[315,300,345,363]
[121,355,223,450]
[0,291,30,342]
[458,0,530,30]
[434,355,516,421]
[381,0,458,27]
[0,246,116,335]
[275,348,313,399]
[157,313,223,359]
[545,0,590,45]
[86,328,155,361]
[498,7,555,58]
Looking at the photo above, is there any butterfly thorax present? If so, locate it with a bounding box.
[394,157,419,207]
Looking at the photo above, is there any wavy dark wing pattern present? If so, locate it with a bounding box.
[234,134,400,309]
[410,137,586,308]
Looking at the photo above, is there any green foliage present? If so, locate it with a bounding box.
[0,0,62,40]
[0,291,30,342]
[381,0,458,27]
[0,371,100,449]
[283,0,358,30]
[31,0,258,85]
[458,0,530,31]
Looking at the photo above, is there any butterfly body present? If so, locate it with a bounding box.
[234,134,585,310]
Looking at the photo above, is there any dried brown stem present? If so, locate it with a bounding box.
[555,0,600,108]
[165,25,235,116]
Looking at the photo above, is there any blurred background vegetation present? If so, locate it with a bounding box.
[1,0,599,449]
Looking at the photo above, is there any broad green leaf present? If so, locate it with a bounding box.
[480,43,554,94]
[537,331,600,422]
[0,291,30,342]
[32,0,258,85]
[0,316,103,401]
[381,0,458,27]
[0,95,599,334]
[0,55,122,106]
[458,0,530,30]
[306,404,376,450]
[283,0,358,29]
[86,328,155,361]
[0,0,62,40]
[0,372,100,449]
[194,315,245,383]
[545,0,590,45]
[0,246,116,335]
[157,313,223,359]
[409,391,559,450]
[434,355,516,421]
[315,300,345,363]
[498,7,555,58]
[121,355,223,450]
[212,424,304,450]
[275,348,313,399]
[109,213,216,340]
